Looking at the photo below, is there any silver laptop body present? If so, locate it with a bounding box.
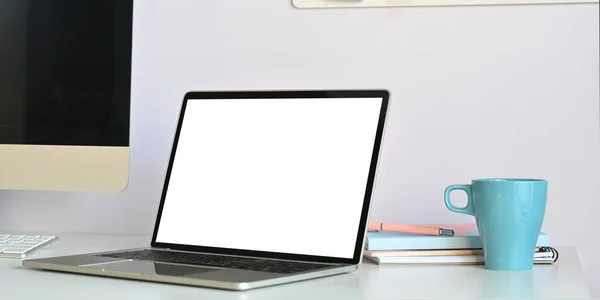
[22,90,390,291]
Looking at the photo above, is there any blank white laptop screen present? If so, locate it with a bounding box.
[155,97,384,259]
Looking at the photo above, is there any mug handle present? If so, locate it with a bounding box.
[444,184,474,215]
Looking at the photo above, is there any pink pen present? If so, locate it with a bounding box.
[368,221,455,236]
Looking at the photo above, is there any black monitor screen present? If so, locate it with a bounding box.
[0,0,132,147]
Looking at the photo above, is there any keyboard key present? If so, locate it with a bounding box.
[18,240,39,245]
[3,249,29,254]
[7,244,31,249]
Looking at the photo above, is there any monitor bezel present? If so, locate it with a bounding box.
[150,90,390,265]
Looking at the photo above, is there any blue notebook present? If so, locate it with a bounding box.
[365,224,550,251]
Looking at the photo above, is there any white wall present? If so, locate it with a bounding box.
[1,0,599,295]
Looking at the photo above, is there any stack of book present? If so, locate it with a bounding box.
[363,223,559,265]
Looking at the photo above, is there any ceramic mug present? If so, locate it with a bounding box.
[444,178,548,270]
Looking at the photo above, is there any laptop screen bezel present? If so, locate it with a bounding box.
[150,90,390,266]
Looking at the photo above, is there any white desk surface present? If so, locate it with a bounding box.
[0,232,592,300]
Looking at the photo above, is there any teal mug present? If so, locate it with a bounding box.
[444,178,548,271]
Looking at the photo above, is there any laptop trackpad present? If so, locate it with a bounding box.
[85,260,217,276]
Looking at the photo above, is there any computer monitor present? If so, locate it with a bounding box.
[0,0,133,192]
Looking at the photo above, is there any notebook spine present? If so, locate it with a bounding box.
[539,246,559,263]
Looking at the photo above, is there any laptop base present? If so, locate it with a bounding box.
[22,248,357,290]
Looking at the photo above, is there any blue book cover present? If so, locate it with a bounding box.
[365,223,550,251]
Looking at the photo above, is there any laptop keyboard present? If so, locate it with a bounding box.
[98,249,334,274]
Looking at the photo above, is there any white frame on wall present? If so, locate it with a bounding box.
[292,0,598,8]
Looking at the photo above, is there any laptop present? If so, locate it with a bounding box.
[22,90,390,290]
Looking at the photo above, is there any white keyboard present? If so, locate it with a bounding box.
[0,234,58,258]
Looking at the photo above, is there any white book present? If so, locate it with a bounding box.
[364,247,558,265]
